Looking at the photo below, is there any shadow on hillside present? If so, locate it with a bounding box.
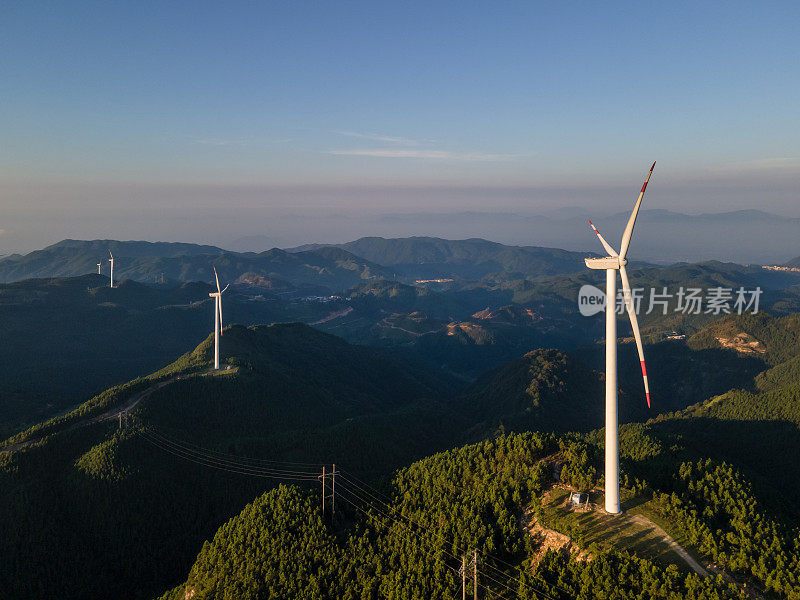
[631,417,800,521]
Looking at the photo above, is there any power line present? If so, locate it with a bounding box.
[338,473,469,556]
[145,424,326,467]
[141,430,320,477]
[339,469,568,600]
[142,428,321,475]
[139,430,320,481]
[337,483,559,600]
[139,426,568,598]
[334,489,495,596]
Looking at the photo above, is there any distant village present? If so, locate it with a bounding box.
[762,265,800,273]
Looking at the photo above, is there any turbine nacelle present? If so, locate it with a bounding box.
[585,256,627,270]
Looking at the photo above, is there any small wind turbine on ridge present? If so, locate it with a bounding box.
[108,252,114,288]
[209,266,229,370]
[584,161,655,515]
[97,262,102,275]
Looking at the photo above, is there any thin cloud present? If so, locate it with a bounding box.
[335,130,421,145]
[194,137,251,146]
[179,135,292,146]
[711,157,800,173]
[327,149,516,161]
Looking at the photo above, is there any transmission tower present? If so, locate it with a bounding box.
[320,464,336,519]
[459,549,479,599]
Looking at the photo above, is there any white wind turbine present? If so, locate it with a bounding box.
[108,252,114,288]
[209,266,229,370]
[97,262,102,275]
[585,161,655,515]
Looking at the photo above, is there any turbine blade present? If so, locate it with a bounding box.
[619,161,656,259]
[619,265,651,408]
[213,265,221,294]
[588,220,618,257]
[221,284,229,294]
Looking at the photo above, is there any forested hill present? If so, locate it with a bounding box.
[3,321,691,600]
[0,323,466,600]
[153,324,800,600]
[290,235,594,279]
[688,311,800,365]
[158,429,800,600]
[0,239,390,288]
[454,349,604,433]
[0,239,224,281]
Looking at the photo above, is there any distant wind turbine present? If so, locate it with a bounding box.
[108,252,114,288]
[97,263,102,275]
[209,266,229,370]
[585,162,655,515]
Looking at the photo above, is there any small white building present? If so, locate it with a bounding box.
[571,492,587,506]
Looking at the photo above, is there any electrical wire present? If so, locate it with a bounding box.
[333,489,496,596]
[140,430,319,477]
[139,424,569,598]
[140,431,565,599]
[144,424,326,467]
[142,428,321,475]
[139,430,320,481]
[339,467,570,600]
[336,482,559,600]
[338,473,467,555]
[143,429,318,475]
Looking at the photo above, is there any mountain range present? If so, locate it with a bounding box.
[364,209,800,264]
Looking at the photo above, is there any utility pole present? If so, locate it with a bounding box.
[460,550,478,599]
[331,463,336,516]
[473,549,478,600]
[461,555,466,600]
[321,466,326,517]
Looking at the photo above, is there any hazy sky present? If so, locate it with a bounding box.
[2,1,799,253]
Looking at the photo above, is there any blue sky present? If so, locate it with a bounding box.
[1,1,799,251]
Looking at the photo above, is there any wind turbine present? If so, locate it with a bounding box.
[97,262,102,275]
[108,252,114,288]
[209,266,229,370]
[584,161,655,515]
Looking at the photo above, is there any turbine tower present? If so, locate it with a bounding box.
[97,262,102,274]
[108,252,114,288]
[209,266,229,370]
[585,162,655,515]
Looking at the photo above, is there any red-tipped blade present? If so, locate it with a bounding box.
[587,220,618,257]
[619,162,657,259]
[212,265,221,294]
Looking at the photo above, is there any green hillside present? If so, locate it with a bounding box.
[156,433,755,600]
[689,312,800,365]
[0,324,463,600]
[456,349,604,433]
[153,338,800,600]
[0,274,338,435]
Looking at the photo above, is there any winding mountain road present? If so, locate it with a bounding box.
[1,371,215,454]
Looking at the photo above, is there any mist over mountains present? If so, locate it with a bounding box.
[4,208,800,287]
[280,209,800,265]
